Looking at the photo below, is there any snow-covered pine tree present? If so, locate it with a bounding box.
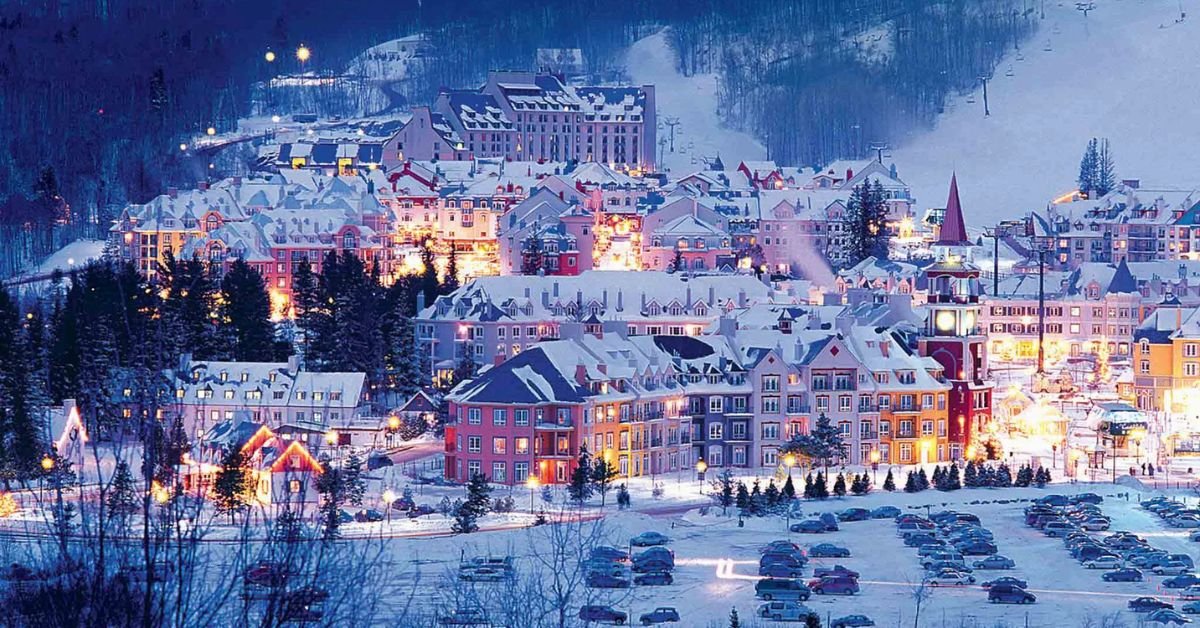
[735,481,751,510]
[567,444,593,505]
[616,483,631,509]
[904,471,917,493]
[782,474,797,501]
[964,460,979,488]
[917,468,930,490]
[997,464,1014,487]
[883,469,896,492]
[833,473,847,497]
[947,463,962,490]
[1096,138,1116,196]
[814,471,829,499]
[1078,138,1099,197]
[749,480,765,515]
[803,473,815,499]
[764,479,781,508]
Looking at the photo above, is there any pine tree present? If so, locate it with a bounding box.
[671,247,684,273]
[521,227,546,275]
[0,288,41,482]
[1078,138,1099,197]
[452,471,492,533]
[997,464,1014,488]
[917,468,929,490]
[713,468,736,514]
[343,452,366,507]
[292,257,327,367]
[1096,138,1116,196]
[833,473,846,497]
[729,608,741,628]
[814,471,829,499]
[979,464,996,487]
[442,247,460,294]
[591,457,619,507]
[616,483,631,509]
[419,238,440,307]
[317,461,346,539]
[735,481,750,510]
[782,475,796,501]
[964,460,979,488]
[791,413,847,475]
[932,465,944,489]
[106,459,138,524]
[567,444,593,505]
[1035,467,1049,488]
[218,258,276,361]
[904,471,917,493]
[213,448,251,522]
[947,463,962,490]
[764,479,781,509]
[749,480,764,516]
[883,469,896,492]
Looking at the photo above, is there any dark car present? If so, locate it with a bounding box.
[639,607,680,625]
[366,453,394,471]
[579,605,628,624]
[1165,574,1200,589]
[982,577,1028,589]
[790,520,826,534]
[592,546,631,563]
[831,615,875,628]
[631,559,673,574]
[1035,494,1070,507]
[761,551,807,568]
[759,563,804,579]
[244,561,289,588]
[354,509,384,523]
[1104,568,1144,582]
[813,565,860,579]
[755,578,812,601]
[904,534,939,548]
[407,505,436,518]
[819,513,840,531]
[634,571,674,586]
[957,541,998,556]
[634,547,675,566]
[871,506,902,519]
[587,574,631,588]
[989,585,1036,604]
[809,575,860,595]
[1129,597,1174,612]
[837,508,870,522]
[1072,493,1103,505]
[809,543,850,558]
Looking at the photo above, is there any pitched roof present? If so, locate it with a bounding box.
[938,174,971,246]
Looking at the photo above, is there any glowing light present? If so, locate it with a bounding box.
[783,454,796,468]
[179,143,188,152]
[296,45,311,63]
[526,475,540,490]
[264,50,276,63]
[151,481,170,504]
[695,459,708,474]
[206,127,216,136]
[325,429,339,445]
[1052,190,1080,204]
[935,310,956,332]
[382,489,396,505]
[271,115,281,123]
[40,455,55,472]
[869,450,881,464]
[387,415,400,431]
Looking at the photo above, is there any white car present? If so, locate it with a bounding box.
[927,572,975,587]
[1172,518,1200,529]
[1085,556,1123,570]
[1180,585,1200,601]
[1156,563,1193,576]
[758,601,814,622]
[1081,519,1111,531]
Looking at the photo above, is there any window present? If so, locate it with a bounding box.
[1188,344,1199,358]
[493,437,506,454]
[899,420,914,437]
[708,423,723,440]
[731,422,747,439]
[493,409,507,426]
[922,394,933,409]
[879,421,890,436]
[514,462,529,483]
[1187,363,1199,377]
[878,396,890,409]
[515,437,529,455]
[899,443,912,463]
[816,396,829,412]
[289,479,301,493]
[761,448,777,466]
[1141,360,1150,374]
[707,448,723,467]
[761,396,780,413]
[709,396,724,413]
[838,395,851,412]
[467,408,481,425]
[761,375,780,392]
[492,462,506,483]
[732,447,746,466]
[467,436,481,453]
[761,423,779,440]
[468,460,481,477]
[922,420,934,436]
[515,409,529,426]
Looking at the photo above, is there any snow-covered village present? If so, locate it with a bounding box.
[3,0,1200,626]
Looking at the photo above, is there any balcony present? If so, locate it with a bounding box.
[535,419,574,430]
[897,430,916,438]
[787,405,813,414]
[858,431,880,440]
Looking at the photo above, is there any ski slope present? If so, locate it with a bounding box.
[624,30,768,175]
[892,0,1200,228]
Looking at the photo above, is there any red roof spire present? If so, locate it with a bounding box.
[938,173,970,246]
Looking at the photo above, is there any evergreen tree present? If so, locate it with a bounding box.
[317,461,346,539]
[567,444,593,505]
[452,471,492,533]
[904,471,918,493]
[671,247,684,273]
[749,480,764,516]
[803,473,815,499]
[786,413,847,475]
[1035,467,1049,488]
[964,460,979,488]
[1078,138,1099,197]
[520,226,546,275]
[442,246,460,294]
[735,481,750,511]
[764,479,781,509]
[1096,138,1116,196]
[843,180,890,266]
[419,238,440,307]
[932,465,944,489]
[713,468,736,514]
[917,468,929,490]
[782,474,796,501]
[343,452,366,507]
[616,483,631,509]
[883,469,896,492]
[814,471,829,499]
[213,448,251,522]
[220,258,277,361]
[729,607,741,628]
[947,463,962,490]
[980,464,996,487]
[106,459,138,524]
[0,289,41,483]
[292,257,327,367]
[833,473,847,497]
[591,457,619,507]
[997,463,1014,488]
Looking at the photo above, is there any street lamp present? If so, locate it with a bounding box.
[870,449,881,485]
[526,475,540,514]
[296,44,311,63]
[264,50,276,63]
[40,455,54,473]
[206,126,216,136]
[382,489,395,525]
[695,459,708,494]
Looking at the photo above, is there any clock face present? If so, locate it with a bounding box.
[935,310,956,332]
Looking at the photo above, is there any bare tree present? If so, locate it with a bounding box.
[909,577,935,628]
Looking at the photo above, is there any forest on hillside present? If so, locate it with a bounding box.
[0,0,1035,277]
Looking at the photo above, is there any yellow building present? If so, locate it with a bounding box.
[1133,298,1200,413]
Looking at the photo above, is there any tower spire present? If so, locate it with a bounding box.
[938,173,970,246]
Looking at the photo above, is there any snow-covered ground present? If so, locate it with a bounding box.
[624,30,768,175]
[13,239,105,280]
[892,0,1199,229]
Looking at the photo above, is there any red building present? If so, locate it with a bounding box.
[918,175,994,459]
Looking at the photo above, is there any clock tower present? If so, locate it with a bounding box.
[919,175,994,459]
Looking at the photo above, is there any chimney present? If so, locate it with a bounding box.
[616,290,624,312]
[553,281,560,298]
[168,187,178,199]
[718,315,737,337]
[602,289,609,308]
[541,289,550,308]
[287,354,301,373]
[738,290,747,307]
[232,176,242,187]
[641,293,647,311]
[524,287,531,298]
[846,168,853,181]
[880,341,890,358]
[198,181,209,191]
[416,291,427,313]
[686,286,692,308]
[559,321,584,341]
[708,286,715,304]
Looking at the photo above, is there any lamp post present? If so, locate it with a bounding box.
[784,454,796,481]
[382,489,395,525]
[870,450,881,485]
[695,459,708,495]
[526,475,540,514]
[387,415,400,448]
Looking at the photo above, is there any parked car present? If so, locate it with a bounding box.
[631,532,670,547]
[812,565,860,579]
[1170,554,1196,569]
[758,601,815,622]
[925,560,970,574]
[634,571,673,586]
[1158,563,1195,576]
[1103,568,1144,582]
[1171,517,1200,529]
[1179,585,1200,601]
[809,575,860,595]
[1081,519,1111,531]
[973,555,1015,570]
[871,506,901,519]
[837,508,870,522]
[587,574,631,589]
[809,543,850,558]
[830,615,875,628]
[818,513,840,531]
[1129,597,1174,612]
[762,540,801,554]
[592,546,630,563]
[1147,609,1192,625]
[579,605,627,624]
[459,566,509,582]
[1085,556,1123,570]
[755,578,812,601]
[437,608,488,626]
[926,571,975,586]
[761,550,807,567]
[957,541,998,556]
[791,520,826,533]
[1189,531,1200,543]
[407,505,436,519]
[917,543,950,557]
[1182,601,1200,615]
[631,559,673,574]
[584,558,627,577]
[638,607,679,625]
[354,509,384,523]
[982,576,1028,589]
[633,547,675,566]
[1072,493,1104,504]
[244,561,289,588]
[759,562,804,579]
[1164,574,1200,589]
[989,584,1036,604]
[904,534,939,548]
[1035,494,1070,507]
